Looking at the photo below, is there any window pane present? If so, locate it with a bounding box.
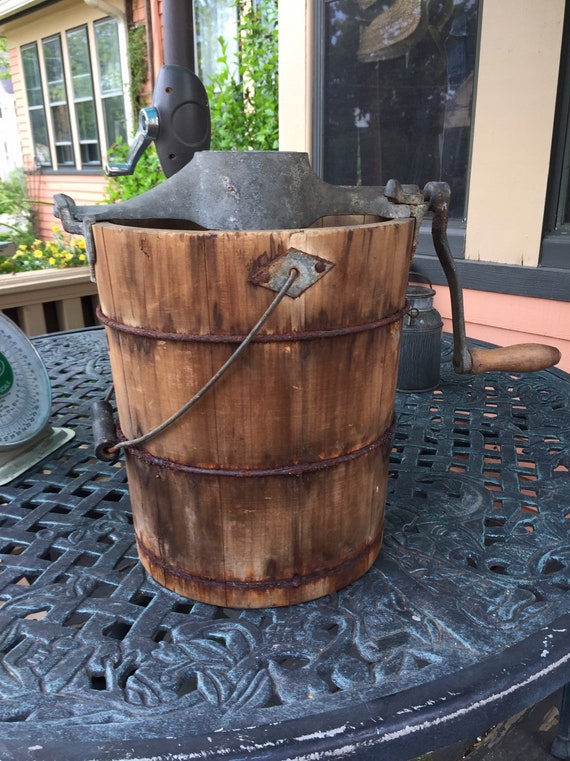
[21,43,52,166]
[80,142,100,164]
[102,94,127,145]
[194,0,239,84]
[30,108,52,166]
[43,36,66,102]
[94,18,123,94]
[21,44,43,106]
[51,102,72,142]
[42,35,74,166]
[94,18,128,146]
[76,101,98,140]
[318,0,480,217]
[66,26,101,165]
[67,27,94,99]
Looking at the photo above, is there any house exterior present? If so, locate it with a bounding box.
[1,0,569,368]
[0,0,160,237]
[279,0,570,370]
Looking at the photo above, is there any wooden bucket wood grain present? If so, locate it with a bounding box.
[93,217,415,607]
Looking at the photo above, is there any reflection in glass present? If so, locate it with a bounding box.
[194,0,238,85]
[319,0,480,217]
[102,95,127,148]
[42,35,74,165]
[67,26,100,165]
[21,43,52,166]
[94,18,127,146]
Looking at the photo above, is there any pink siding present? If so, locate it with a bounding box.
[433,286,570,373]
[33,173,108,240]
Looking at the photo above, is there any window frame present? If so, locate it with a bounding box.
[19,15,129,172]
[541,0,570,268]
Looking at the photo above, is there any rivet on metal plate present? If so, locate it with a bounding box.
[249,248,335,298]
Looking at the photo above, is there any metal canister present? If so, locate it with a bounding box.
[397,276,443,392]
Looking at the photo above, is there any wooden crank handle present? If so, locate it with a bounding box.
[467,343,561,374]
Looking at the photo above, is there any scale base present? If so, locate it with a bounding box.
[0,427,75,486]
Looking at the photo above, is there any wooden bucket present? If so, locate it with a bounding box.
[93,216,415,607]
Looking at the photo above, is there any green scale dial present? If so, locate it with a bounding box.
[0,314,74,484]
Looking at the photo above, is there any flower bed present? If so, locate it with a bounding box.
[0,226,88,274]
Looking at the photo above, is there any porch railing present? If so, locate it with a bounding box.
[0,267,100,336]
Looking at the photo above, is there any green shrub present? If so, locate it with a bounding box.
[102,137,165,204]
[206,0,278,151]
[0,168,35,249]
[101,0,278,203]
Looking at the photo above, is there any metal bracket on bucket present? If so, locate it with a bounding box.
[54,152,424,278]
[249,249,335,298]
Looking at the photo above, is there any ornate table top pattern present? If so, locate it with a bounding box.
[0,328,569,758]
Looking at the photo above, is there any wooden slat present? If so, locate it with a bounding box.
[0,267,99,335]
[56,296,85,331]
[18,303,46,335]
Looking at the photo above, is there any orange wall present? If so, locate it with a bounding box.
[433,286,570,374]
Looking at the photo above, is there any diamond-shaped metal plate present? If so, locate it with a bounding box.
[249,248,335,298]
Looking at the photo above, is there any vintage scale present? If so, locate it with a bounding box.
[0,314,74,485]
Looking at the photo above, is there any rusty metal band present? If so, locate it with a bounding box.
[136,532,383,592]
[126,417,395,478]
[96,303,409,343]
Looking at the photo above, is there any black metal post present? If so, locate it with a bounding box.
[162,0,195,69]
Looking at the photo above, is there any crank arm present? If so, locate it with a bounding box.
[424,182,561,375]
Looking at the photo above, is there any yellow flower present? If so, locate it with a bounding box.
[48,257,56,265]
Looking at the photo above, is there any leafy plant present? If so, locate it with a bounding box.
[128,24,148,115]
[0,225,88,274]
[0,168,35,249]
[206,0,278,151]
[102,137,165,204]
[0,37,10,81]
[101,0,278,204]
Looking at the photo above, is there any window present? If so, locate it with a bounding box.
[21,43,51,167]
[42,35,74,166]
[314,0,480,218]
[66,27,100,165]
[94,18,127,150]
[20,18,128,170]
[542,0,570,266]
[194,0,239,85]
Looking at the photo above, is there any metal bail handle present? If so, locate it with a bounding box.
[93,267,305,462]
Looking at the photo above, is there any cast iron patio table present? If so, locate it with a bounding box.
[0,327,569,761]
